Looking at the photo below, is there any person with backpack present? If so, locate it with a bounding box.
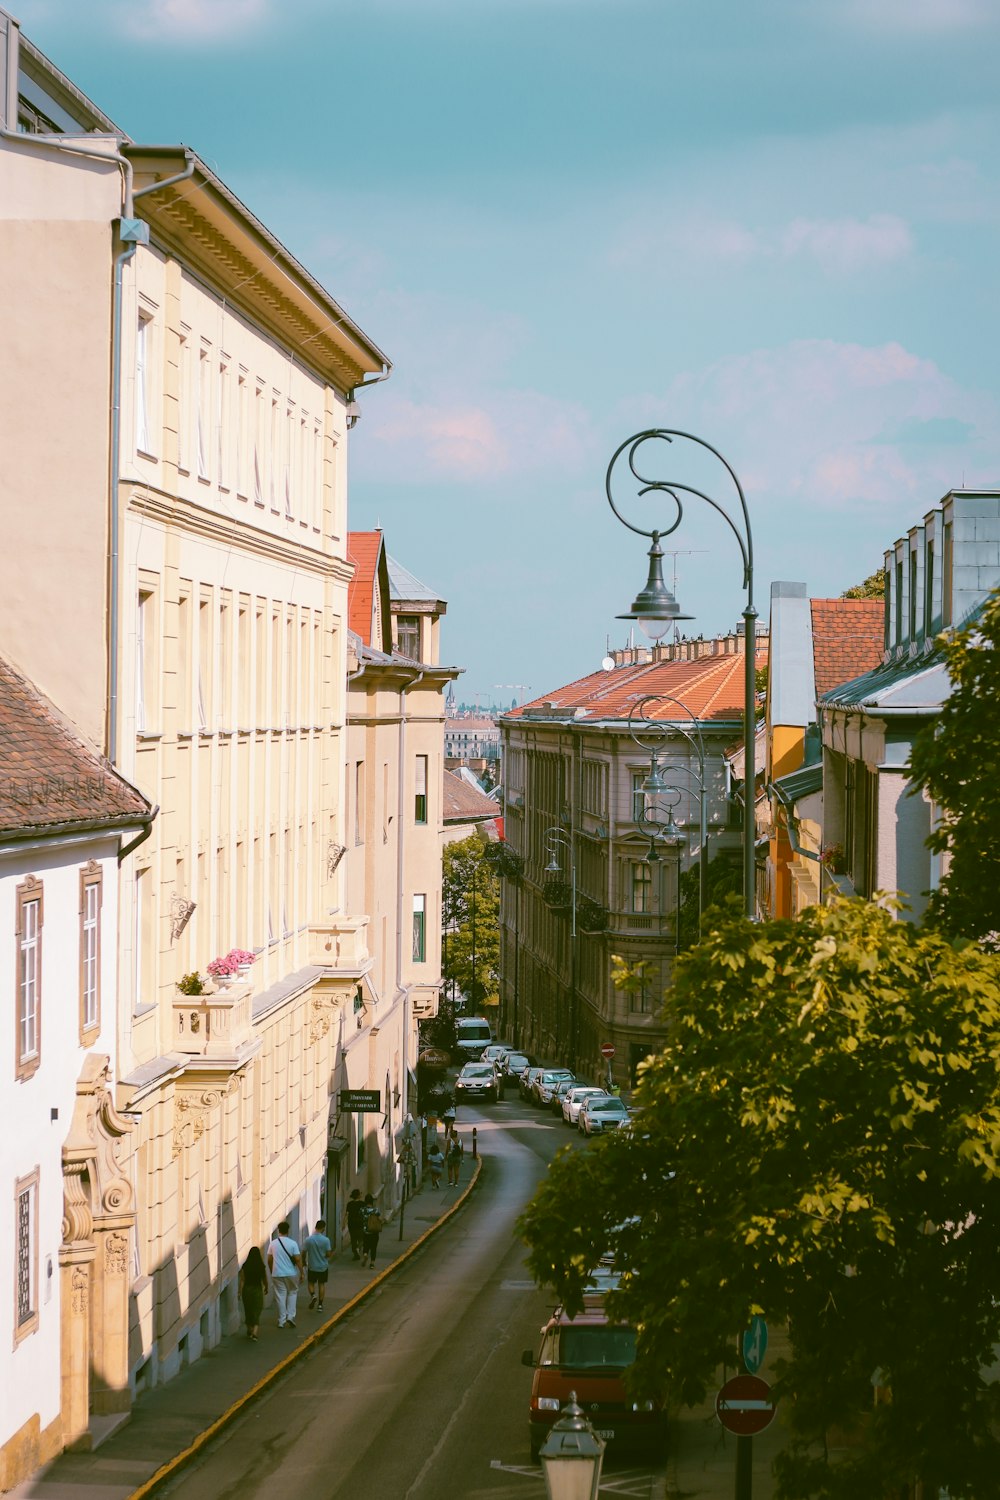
[446,1132,464,1187]
[361,1194,383,1269]
[345,1188,366,1261]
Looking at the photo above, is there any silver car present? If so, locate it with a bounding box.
[455,1061,500,1103]
[579,1095,631,1135]
[562,1085,609,1126]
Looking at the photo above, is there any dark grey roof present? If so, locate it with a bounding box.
[771,762,823,806]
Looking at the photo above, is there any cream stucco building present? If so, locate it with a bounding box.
[0,9,406,1457]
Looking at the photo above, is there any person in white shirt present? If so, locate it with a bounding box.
[266,1220,302,1329]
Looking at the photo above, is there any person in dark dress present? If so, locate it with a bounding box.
[345,1189,366,1261]
[238,1245,269,1341]
[361,1194,383,1269]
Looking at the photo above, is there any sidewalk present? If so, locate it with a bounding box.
[11,1158,482,1500]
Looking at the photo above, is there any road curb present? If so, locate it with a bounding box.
[127,1156,484,1499]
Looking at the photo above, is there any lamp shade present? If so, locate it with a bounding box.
[617,536,693,641]
[539,1395,605,1500]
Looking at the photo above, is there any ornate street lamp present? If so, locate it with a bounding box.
[629,694,710,931]
[607,428,758,919]
[538,1393,605,1500]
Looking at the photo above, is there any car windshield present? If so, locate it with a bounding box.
[558,1325,637,1370]
[507,1055,529,1070]
[457,1023,491,1041]
[462,1065,494,1079]
[590,1098,628,1114]
[542,1070,573,1083]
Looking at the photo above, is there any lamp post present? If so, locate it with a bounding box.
[544,826,578,1067]
[538,1393,605,1500]
[607,429,758,920]
[628,693,709,933]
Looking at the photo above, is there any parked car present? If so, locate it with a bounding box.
[562,1085,609,1126]
[532,1068,575,1106]
[520,1066,547,1102]
[455,1060,500,1103]
[579,1095,631,1135]
[548,1077,579,1114]
[454,1016,493,1063]
[482,1043,513,1068]
[522,1305,661,1459]
[497,1051,531,1093]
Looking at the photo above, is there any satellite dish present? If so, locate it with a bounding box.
[601,656,615,672]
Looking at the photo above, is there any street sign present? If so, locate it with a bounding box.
[742,1316,768,1375]
[340,1089,381,1113]
[716,1374,776,1436]
[600,1043,616,1059]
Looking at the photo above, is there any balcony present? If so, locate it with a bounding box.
[307,914,372,981]
[173,980,253,1060]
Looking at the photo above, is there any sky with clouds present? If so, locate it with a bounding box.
[16,0,1000,706]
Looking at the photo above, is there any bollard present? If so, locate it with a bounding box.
[472,1127,478,1159]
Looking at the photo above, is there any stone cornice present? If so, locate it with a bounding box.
[127,149,390,396]
[124,483,354,583]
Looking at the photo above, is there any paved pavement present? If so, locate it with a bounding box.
[13,1137,790,1500]
[11,1157,484,1500]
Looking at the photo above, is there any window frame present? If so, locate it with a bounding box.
[412,893,426,963]
[14,1168,39,1343]
[414,754,428,825]
[79,862,103,1043]
[15,876,43,1081]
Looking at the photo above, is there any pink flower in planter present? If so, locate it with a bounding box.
[228,948,256,967]
[207,953,239,978]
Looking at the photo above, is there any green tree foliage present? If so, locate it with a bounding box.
[840,569,886,599]
[518,898,1000,1498]
[676,851,742,950]
[441,834,500,1009]
[910,587,1000,941]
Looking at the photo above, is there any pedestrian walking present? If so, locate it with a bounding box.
[238,1245,268,1341]
[302,1219,333,1310]
[441,1101,456,1139]
[446,1132,464,1187]
[426,1142,445,1189]
[345,1189,366,1261]
[266,1220,302,1328]
[361,1194,383,1269]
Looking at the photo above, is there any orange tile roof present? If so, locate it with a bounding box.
[810,599,884,697]
[347,531,383,646]
[0,656,150,839]
[509,647,768,724]
[443,769,501,823]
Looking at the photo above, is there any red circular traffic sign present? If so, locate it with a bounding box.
[600,1043,616,1059]
[715,1374,775,1436]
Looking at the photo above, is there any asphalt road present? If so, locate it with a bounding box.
[158,1093,666,1500]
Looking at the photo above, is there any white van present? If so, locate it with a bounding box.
[454,1016,492,1062]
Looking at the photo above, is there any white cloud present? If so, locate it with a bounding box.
[838,0,994,32]
[360,387,595,484]
[123,0,270,41]
[609,211,912,275]
[630,338,999,516]
[779,213,913,272]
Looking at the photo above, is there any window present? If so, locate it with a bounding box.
[218,359,230,490]
[14,1169,39,1342]
[396,615,420,659]
[924,541,935,637]
[354,761,365,846]
[253,385,264,505]
[136,587,158,733]
[15,878,42,1080]
[197,347,210,480]
[631,772,646,823]
[80,863,102,1041]
[909,551,918,641]
[414,755,428,824]
[943,522,953,626]
[412,894,426,962]
[135,313,151,454]
[178,330,191,474]
[134,867,154,1011]
[198,594,212,731]
[631,861,652,914]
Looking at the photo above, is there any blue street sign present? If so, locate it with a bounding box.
[742,1316,768,1375]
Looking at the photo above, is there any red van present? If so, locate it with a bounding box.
[521,1305,662,1459]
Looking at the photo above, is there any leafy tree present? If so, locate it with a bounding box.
[840,569,885,599]
[676,850,742,950]
[519,897,1000,1499]
[910,587,1000,942]
[442,834,500,1009]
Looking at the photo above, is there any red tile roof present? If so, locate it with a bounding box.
[347,531,384,646]
[442,769,501,824]
[810,599,884,697]
[0,656,151,840]
[508,647,767,724]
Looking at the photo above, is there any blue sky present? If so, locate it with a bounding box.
[17,0,1000,707]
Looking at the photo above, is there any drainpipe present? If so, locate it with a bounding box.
[108,150,195,764]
